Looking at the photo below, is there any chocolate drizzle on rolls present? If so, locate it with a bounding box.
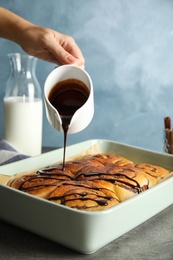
[8,153,171,211]
[37,167,73,180]
[48,180,120,211]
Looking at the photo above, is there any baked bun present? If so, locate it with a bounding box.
[8,153,171,211]
[86,153,134,167]
[135,163,170,186]
[48,180,120,211]
[9,167,74,199]
[75,165,149,202]
[9,174,58,199]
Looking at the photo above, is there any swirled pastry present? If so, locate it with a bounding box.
[48,180,120,211]
[135,163,170,186]
[9,174,58,199]
[8,153,171,211]
[75,165,149,202]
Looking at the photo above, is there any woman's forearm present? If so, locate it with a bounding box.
[0,7,33,44]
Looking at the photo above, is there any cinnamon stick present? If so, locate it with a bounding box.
[164,116,171,130]
[164,116,173,154]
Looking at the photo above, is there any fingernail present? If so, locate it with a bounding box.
[66,55,76,63]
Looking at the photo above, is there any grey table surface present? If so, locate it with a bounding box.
[0,204,173,260]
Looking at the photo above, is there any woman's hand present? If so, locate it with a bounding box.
[0,7,85,68]
[19,26,85,67]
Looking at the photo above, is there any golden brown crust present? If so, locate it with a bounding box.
[88,154,134,167]
[9,174,58,199]
[37,166,74,180]
[8,153,171,211]
[75,164,149,202]
[105,166,149,201]
[48,180,120,211]
[135,163,170,186]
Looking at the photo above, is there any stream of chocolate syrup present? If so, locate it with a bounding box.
[48,78,89,170]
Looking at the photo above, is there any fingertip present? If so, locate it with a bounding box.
[66,55,77,63]
[65,55,85,69]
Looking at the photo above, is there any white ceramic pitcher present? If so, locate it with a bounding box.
[44,65,94,134]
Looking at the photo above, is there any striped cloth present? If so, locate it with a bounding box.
[0,139,29,166]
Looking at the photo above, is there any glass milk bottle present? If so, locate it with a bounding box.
[3,53,43,156]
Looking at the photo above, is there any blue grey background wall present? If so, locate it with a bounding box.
[0,0,173,152]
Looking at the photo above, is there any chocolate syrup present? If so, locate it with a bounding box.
[48,78,89,170]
